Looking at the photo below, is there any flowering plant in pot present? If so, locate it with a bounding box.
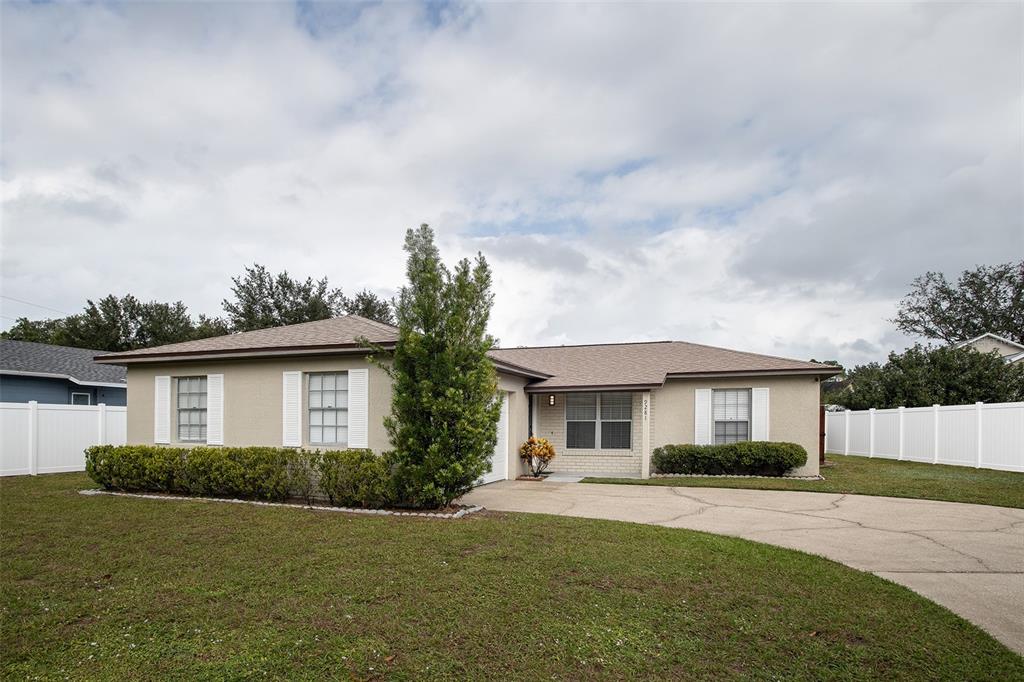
[519,437,556,478]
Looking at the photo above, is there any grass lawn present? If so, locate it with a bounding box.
[585,455,1024,509]
[3,474,1022,680]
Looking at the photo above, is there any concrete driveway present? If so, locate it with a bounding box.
[463,480,1024,654]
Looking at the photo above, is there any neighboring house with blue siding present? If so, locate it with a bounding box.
[0,340,126,406]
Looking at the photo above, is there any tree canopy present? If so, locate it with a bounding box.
[3,264,394,351]
[1,295,228,352]
[836,344,1024,410]
[892,261,1023,344]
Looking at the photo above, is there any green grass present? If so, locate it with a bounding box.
[585,455,1024,509]
[3,474,1021,680]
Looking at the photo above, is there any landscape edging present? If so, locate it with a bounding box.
[79,489,484,518]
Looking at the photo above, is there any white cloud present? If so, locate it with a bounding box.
[1,1,1020,367]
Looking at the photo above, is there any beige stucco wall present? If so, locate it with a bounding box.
[498,373,529,479]
[967,337,1023,358]
[530,375,821,477]
[127,356,527,481]
[533,391,645,475]
[653,375,822,476]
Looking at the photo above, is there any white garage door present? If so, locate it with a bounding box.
[479,392,509,485]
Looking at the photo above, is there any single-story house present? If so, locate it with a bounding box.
[953,332,1024,364]
[95,315,840,479]
[0,340,127,406]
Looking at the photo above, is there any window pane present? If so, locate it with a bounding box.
[336,426,348,444]
[601,421,631,449]
[199,394,207,409]
[324,410,337,426]
[323,426,336,443]
[310,410,322,426]
[714,420,749,444]
[336,409,348,427]
[178,394,188,408]
[323,391,336,408]
[713,389,750,421]
[565,393,597,421]
[198,377,207,392]
[600,393,632,420]
[310,426,322,443]
[323,374,335,391]
[310,392,322,408]
[566,421,596,449]
[310,374,321,391]
[335,390,348,409]
[189,395,200,409]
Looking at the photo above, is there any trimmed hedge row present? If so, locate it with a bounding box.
[85,445,394,508]
[651,441,807,476]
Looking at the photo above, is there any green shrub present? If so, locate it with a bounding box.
[652,442,807,476]
[86,445,401,508]
[317,449,394,508]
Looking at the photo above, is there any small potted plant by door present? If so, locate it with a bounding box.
[518,437,556,480]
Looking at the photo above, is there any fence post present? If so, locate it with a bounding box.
[27,400,39,476]
[975,402,983,468]
[932,404,940,464]
[98,403,107,445]
[868,408,876,457]
[844,410,850,455]
[897,406,905,460]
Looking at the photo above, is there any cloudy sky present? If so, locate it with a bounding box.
[2,1,1021,366]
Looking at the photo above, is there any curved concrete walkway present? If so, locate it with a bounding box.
[462,480,1024,654]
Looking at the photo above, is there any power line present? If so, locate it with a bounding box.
[0,295,72,316]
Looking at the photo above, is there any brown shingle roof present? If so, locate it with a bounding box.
[95,315,399,363]
[96,315,840,388]
[488,341,840,391]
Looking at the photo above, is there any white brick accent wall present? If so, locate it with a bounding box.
[535,391,644,475]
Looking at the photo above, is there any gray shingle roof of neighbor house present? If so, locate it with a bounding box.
[489,341,841,392]
[95,314,840,389]
[0,340,127,386]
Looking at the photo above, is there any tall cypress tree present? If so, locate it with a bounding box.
[375,225,501,508]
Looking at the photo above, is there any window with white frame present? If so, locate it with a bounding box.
[176,376,207,442]
[713,389,750,444]
[309,372,348,445]
[565,393,597,449]
[599,392,632,448]
[565,392,633,449]
[71,392,91,405]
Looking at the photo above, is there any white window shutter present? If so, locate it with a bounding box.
[282,371,302,447]
[154,376,171,444]
[751,387,770,440]
[206,374,224,445]
[347,368,369,448]
[694,388,712,445]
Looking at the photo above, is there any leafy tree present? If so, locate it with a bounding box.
[0,317,65,345]
[892,261,1023,344]
[222,264,347,332]
[1,295,226,351]
[370,225,501,508]
[838,344,1024,410]
[343,289,394,326]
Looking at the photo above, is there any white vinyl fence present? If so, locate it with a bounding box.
[825,402,1024,472]
[0,401,127,476]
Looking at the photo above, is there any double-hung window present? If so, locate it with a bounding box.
[565,393,597,449]
[713,389,750,444]
[177,376,207,442]
[565,392,633,449]
[309,372,348,445]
